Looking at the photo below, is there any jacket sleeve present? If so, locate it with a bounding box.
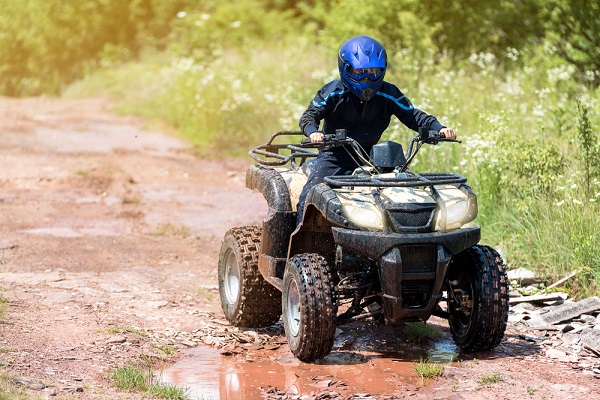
[388,91,445,133]
[299,83,336,137]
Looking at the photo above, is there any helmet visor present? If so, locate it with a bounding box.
[345,64,385,82]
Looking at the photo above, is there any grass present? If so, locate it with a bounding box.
[153,222,192,238]
[105,326,148,337]
[403,322,442,343]
[196,288,215,303]
[151,343,176,357]
[109,363,187,399]
[0,371,43,400]
[0,295,6,320]
[413,358,444,383]
[478,373,504,389]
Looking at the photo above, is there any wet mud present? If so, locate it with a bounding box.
[160,320,460,399]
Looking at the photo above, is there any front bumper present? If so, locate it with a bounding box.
[332,226,480,322]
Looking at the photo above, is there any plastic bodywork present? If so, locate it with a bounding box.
[247,162,481,323]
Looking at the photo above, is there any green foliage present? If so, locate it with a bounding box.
[416,0,545,63]
[309,0,437,61]
[169,0,303,61]
[413,358,444,382]
[479,373,504,385]
[0,0,196,96]
[110,363,187,399]
[404,322,442,343]
[576,101,600,195]
[546,0,600,87]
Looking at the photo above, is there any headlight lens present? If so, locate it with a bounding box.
[434,185,478,231]
[343,204,383,230]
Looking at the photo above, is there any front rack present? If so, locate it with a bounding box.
[324,172,467,188]
[248,131,318,166]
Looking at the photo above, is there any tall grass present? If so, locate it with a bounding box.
[64,29,600,297]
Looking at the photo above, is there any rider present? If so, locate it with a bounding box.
[295,35,457,225]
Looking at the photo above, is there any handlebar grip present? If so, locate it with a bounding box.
[300,138,312,145]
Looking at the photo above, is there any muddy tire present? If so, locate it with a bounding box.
[282,253,336,362]
[447,245,509,352]
[218,226,281,327]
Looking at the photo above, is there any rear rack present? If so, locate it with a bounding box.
[248,131,317,166]
[324,172,467,188]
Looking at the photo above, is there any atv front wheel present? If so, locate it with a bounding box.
[447,245,509,351]
[282,253,336,362]
[218,226,281,327]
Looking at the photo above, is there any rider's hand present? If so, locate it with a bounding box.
[440,127,457,140]
[310,131,324,143]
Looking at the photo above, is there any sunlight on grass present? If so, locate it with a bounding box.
[110,363,187,399]
[413,358,444,383]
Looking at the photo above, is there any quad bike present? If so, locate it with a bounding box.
[218,128,509,362]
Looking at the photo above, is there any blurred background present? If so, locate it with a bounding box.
[1,0,598,297]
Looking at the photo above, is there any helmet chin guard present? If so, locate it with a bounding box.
[338,36,387,101]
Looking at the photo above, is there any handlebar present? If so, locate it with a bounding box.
[300,129,355,150]
[248,131,318,166]
[249,128,461,168]
[418,127,461,145]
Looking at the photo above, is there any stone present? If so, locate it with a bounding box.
[11,377,46,390]
[106,335,126,344]
[507,267,539,285]
[580,328,600,356]
[526,297,600,326]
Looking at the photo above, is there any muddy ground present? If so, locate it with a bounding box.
[0,96,598,399]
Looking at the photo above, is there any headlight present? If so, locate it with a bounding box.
[434,186,478,231]
[343,204,383,231]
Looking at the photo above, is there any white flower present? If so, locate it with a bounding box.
[231,21,241,28]
[177,11,187,18]
[572,199,583,205]
[506,47,519,61]
[556,200,564,206]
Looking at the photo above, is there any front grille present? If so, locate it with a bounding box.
[400,245,436,273]
[386,204,435,233]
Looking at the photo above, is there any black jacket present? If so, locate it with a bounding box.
[299,80,445,154]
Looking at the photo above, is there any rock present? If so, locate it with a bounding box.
[507,267,539,285]
[106,335,126,344]
[11,377,46,390]
[526,297,600,326]
[580,328,600,356]
[510,292,569,305]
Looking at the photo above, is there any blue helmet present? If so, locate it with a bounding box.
[338,36,387,101]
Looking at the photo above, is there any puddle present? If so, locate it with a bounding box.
[159,339,457,399]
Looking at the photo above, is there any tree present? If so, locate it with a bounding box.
[546,0,600,87]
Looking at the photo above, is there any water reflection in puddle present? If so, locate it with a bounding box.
[159,339,457,399]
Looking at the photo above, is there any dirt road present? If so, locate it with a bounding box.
[0,97,598,399]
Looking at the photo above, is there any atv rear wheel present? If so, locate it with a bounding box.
[282,253,336,362]
[218,226,281,327]
[447,245,509,351]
